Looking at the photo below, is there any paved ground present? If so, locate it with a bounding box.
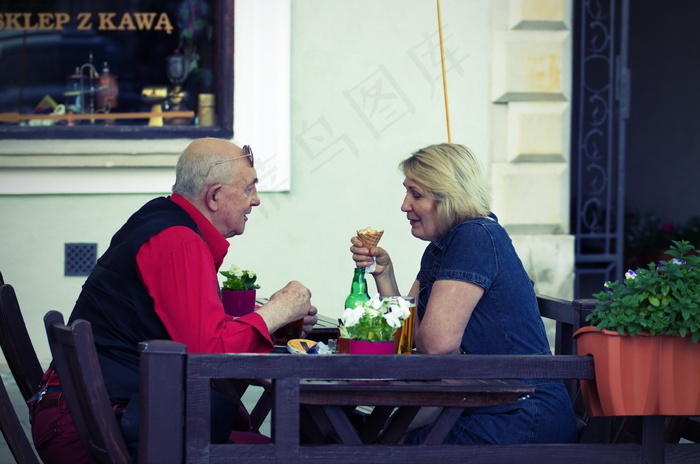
[0,368,271,463]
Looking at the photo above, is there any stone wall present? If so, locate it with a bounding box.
[490,0,574,299]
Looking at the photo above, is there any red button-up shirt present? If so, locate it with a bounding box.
[136,193,273,353]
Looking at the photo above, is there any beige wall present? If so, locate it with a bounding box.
[0,0,573,365]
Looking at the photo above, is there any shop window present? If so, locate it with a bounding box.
[0,0,232,139]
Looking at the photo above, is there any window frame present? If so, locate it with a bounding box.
[0,0,233,140]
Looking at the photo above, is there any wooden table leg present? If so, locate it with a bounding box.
[423,407,463,445]
[360,406,394,443]
[379,406,421,444]
[300,405,333,444]
[642,416,665,464]
[322,405,363,445]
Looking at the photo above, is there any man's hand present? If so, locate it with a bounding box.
[301,304,318,338]
[259,281,317,334]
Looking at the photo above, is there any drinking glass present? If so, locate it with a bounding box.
[272,318,303,345]
[383,296,416,354]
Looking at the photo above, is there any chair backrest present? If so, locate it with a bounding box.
[43,310,130,464]
[0,284,44,402]
[0,374,40,464]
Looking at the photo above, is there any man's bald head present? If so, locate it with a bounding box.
[172,138,245,200]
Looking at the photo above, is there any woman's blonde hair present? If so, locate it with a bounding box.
[399,143,491,235]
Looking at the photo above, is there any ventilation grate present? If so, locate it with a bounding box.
[65,243,97,276]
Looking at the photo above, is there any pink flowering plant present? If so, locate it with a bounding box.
[341,294,411,342]
[590,240,700,341]
[220,265,260,291]
[625,212,700,252]
[625,212,679,251]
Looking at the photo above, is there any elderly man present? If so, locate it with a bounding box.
[30,138,318,463]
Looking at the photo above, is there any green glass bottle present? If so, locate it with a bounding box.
[344,267,370,309]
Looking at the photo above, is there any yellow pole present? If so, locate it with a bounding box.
[436,0,452,142]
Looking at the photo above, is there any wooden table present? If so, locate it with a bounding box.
[268,311,533,445]
[138,293,699,463]
[139,341,700,464]
[299,378,533,445]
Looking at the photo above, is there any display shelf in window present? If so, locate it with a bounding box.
[0,0,233,139]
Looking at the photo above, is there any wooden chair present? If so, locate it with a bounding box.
[535,295,617,443]
[43,310,130,464]
[0,374,40,464]
[0,284,44,402]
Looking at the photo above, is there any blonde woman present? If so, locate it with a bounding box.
[350,143,576,444]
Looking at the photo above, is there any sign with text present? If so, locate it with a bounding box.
[0,12,174,33]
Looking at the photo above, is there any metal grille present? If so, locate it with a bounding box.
[65,243,97,276]
[571,0,630,299]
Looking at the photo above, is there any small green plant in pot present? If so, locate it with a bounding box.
[341,294,411,342]
[341,294,411,354]
[220,265,260,317]
[220,265,260,291]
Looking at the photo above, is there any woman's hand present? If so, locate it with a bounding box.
[350,236,403,297]
[350,236,391,277]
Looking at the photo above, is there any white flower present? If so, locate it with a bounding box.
[365,308,381,319]
[341,306,365,327]
[245,270,255,279]
[383,311,403,328]
[227,265,244,277]
[367,293,383,310]
[625,269,637,280]
[388,297,411,320]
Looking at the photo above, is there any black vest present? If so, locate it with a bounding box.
[70,197,199,403]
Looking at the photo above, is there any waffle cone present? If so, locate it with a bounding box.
[357,227,384,249]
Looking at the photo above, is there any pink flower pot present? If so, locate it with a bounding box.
[222,289,256,317]
[349,339,395,355]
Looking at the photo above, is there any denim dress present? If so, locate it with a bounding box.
[404,215,577,445]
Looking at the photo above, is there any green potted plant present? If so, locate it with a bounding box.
[574,240,700,416]
[220,265,260,317]
[341,294,411,354]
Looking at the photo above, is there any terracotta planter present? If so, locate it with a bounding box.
[221,289,256,317]
[657,334,700,415]
[574,326,700,416]
[349,340,395,355]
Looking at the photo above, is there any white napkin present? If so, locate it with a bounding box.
[366,257,377,273]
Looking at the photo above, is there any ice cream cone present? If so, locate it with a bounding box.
[357,227,384,249]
